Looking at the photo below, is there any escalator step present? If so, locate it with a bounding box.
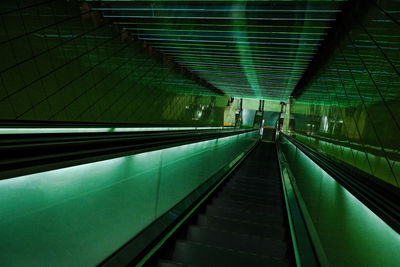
[204,206,284,225]
[166,240,289,267]
[222,187,282,198]
[153,143,292,266]
[223,187,281,196]
[211,198,283,214]
[184,226,287,258]
[236,165,278,171]
[207,204,282,217]
[232,176,280,184]
[241,162,277,168]
[231,180,280,188]
[157,259,190,267]
[225,181,280,190]
[235,171,279,178]
[195,214,286,240]
[228,181,281,190]
[216,191,283,205]
[214,196,282,208]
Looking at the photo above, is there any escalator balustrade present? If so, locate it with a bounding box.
[153,142,294,266]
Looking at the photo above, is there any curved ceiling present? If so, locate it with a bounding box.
[88,1,345,101]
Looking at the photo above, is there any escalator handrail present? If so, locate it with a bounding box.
[0,125,256,180]
[275,135,320,267]
[99,140,260,266]
[281,133,400,234]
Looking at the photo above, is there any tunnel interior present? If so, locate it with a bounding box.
[0,0,400,266]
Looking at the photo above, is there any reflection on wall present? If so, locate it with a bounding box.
[280,136,400,266]
[287,1,400,188]
[0,130,258,266]
[0,0,228,126]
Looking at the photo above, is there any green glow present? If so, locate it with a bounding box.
[175,58,308,68]
[96,0,341,100]
[289,1,400,186]
[95,7,339,13]
[138,150,247,266]
[107,15,334,22]
[118,21,330,30]
[0,131,259,266]
[132,32,322,42]
[151,42,317,52]
[171,54,310,65]
[129,27,328,36]
[159,50,313,60]
[141,37,319,46]
[0,127,231,135]
[280,138,400,266]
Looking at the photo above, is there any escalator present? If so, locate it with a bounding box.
[151,142,294,266]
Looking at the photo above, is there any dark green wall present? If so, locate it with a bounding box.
[0,0,228,125]
[288,0,400,188]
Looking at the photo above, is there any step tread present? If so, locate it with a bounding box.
[184,226,287,258]
[195,214,286,240]
[156,144,292,266]
[225,182,281,189]
[168,240,289,267]
[204,206,284,224]
[232,174,279,179]
[228,182,281,190]
[158,259,192,267]
[222,187,282,198]
[217,191,283,204]
[209,200,283,215]
[232,177,281,184]
[212,197,281,210]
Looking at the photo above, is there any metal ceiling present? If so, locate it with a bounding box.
[87,1,346,101]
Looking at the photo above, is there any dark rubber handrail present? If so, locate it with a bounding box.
[0,125,254,180]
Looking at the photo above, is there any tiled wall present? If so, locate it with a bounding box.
[0,0,228,125]
[288,0,400,188]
